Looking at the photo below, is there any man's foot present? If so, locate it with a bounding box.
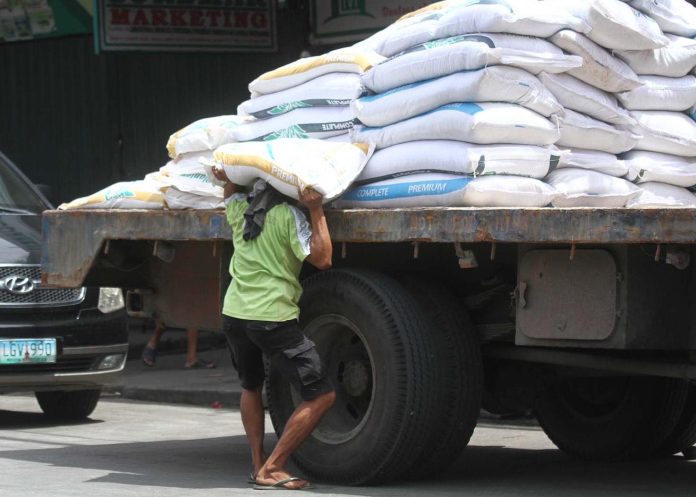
[253,476,312,490]
[184,358,216,369]
[141,346,157,367]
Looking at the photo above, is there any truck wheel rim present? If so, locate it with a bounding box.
[301,314,375,445]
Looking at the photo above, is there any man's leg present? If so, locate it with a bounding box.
[185,328,198,366]
[255,389,335,489]
[240,385,267,475]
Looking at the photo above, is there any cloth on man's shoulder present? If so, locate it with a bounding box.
[243,179,286,241]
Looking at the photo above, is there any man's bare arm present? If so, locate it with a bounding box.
[299,188,332,270]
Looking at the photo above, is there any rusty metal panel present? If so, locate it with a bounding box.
[516,249,618,341]
[325,207,696,244]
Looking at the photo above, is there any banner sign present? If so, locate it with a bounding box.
[96,0,276,52]
[310,0,434,46]
[0,0,92,43]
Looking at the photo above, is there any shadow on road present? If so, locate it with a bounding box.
[0,406,694,495]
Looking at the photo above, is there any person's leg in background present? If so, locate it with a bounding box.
[184,328,216,369]
[141,321,165,366]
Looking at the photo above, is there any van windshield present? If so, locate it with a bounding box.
[0,154,49,214]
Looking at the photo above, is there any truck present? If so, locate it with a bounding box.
[40,206,696,484]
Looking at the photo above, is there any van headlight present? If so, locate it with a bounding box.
[98,287,125,313]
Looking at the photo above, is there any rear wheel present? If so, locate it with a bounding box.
[655,382,696,457]
[266,268,439,485]
[534,375,687,460]
[35,389,101,420]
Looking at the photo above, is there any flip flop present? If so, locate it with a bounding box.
[185,358,216,369]
[247,472,257,484]
[141,346,157,367]
[253,476,313,490]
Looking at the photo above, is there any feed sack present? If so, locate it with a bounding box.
[355,141,561,183]
[556,109,641,154]
[623,150,696,187]
[238,73,363,119]
[362,33,582,94]
[545,168,641,207]
[351,103,560,149]
[210,139,374,201]
[549,30,642,92]
[334,173,558,208]
[353,66,562,127]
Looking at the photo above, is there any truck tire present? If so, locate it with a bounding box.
[399,276,482,479]
[266,268,439,485]
[534,375,687,460]
[655,382,696,456]
[35,389,101,420]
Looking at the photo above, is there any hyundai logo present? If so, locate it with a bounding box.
[1,276,36,294]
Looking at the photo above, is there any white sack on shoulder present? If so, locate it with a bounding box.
[615,35,696,78]
[230,107,355,141]
[617,75,696,111]
[334,173,557,208]
[361,33,582,94]
[555,0,668,51]
[353,66,562,127]
[549,30,642,93]
[238,73,363,119]
[356,0,589,58]
[623,150,696,187]
[164,189,225,210]
[556,109,641,154]
[58,181,166,210]
[355,141,561,184]
[627,182,696,208]
[166,115,249,159]
[211,139,374,201]
[558,149,628,177]
[351,103,560,149]
[545,168,640,208]
[539,72,635,126]
[631,110,696,156]
[248,48,384,95]
[628,0,696,38]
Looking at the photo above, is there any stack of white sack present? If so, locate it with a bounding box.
[548,0,696,207]
[345,0,596,208]
[147,152,225,210]
[159,115,255,209]
[206,138,374,202]
[232,48,383,142]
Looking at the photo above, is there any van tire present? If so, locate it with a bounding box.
[35,389,101,420]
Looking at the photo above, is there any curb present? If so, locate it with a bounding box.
[116,386,241,408]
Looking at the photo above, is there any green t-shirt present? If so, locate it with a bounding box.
[222,193,311,321]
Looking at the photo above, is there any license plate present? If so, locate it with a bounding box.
[0,339,57,365]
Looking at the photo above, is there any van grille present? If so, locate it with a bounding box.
[0,265,85,307]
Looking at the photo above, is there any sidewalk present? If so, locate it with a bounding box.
[115,321,243,408]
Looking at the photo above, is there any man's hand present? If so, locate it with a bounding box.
[212,165,230,184]
[299,187,323,210]
[212,166,238,199]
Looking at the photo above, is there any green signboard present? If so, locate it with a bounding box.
[0,0,91,43]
